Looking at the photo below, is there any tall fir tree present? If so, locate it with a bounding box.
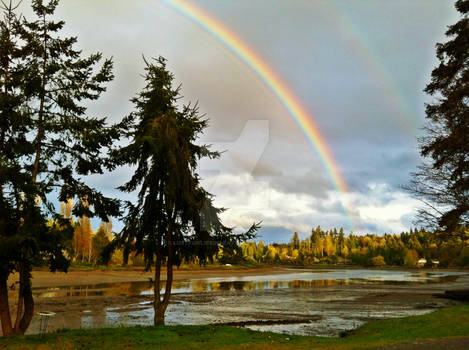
[0,1,30,336]
[407,0,469,233]
[109,57,259,325]
[0,0,120,336]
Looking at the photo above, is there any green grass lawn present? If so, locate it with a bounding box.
[1,304,468,349]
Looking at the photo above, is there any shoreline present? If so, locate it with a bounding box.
[9,266,289,288]
[7,265,468,289]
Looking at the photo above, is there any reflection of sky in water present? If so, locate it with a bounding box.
[200,269,463,284]
[31,269,466,298]
[247,317,362,338]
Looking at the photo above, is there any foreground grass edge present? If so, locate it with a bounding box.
[1,303,468,349]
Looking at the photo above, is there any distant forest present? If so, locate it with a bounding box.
[237,227,469,268]
[64,192,468,268]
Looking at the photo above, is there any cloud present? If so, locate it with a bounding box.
[252,162,283,177]
[352,183,420,234]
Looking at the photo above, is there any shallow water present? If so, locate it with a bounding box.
[31,269,462,298]
[26,269,468,337]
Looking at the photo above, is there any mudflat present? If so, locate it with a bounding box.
[6,267,469,336]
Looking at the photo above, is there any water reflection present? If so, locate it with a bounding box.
[31,270,463,298]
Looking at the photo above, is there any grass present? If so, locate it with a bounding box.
[1,303,468,349]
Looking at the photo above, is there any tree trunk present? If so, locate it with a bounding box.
[153,246,163,326]
[153,222,174,326]
[13,267,34,335]
[0,272,13,336]
[17,269,34,335]
[13,266,24,331]
[6,266,34,335]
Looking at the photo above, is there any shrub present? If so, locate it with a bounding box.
[371,255,386,266]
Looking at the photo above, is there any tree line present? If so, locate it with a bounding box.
[238,226,469,268]
[62,206,468,268]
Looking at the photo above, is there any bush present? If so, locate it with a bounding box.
[371,255,386,266]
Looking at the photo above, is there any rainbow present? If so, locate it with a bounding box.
[162,0,358,230]
[325,1,418,131]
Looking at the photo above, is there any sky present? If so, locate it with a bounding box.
[18,0,460,243]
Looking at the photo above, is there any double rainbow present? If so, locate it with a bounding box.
[162,0,357,230]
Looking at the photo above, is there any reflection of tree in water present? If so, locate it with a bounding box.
[110,282,142,296]
[233,281,245,290]
[37,282,150,298]
[287,279,350,289]
[34,278,361,299]
[36,275,441,300]
[191,280,208,292]
[216,282,232,291]
[267,281,280,289]
[127,281,151,295]
[189,279,352,292]
[207,281,259,291]
[209,282,221,291]
[289,279,336,288]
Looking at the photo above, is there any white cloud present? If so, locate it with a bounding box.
[353,183,419,233]
[202,170,418,237]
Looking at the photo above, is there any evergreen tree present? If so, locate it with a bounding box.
[109,57,259,325]
[337,228,345,255]
[93,225,111,265]
[0,0,120,336]
[290,232,300,250]
[0,1,37,336]
[311,226,323,257]
[406,0,469,232]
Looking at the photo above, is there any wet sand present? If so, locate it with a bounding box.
[6,268,469,337]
